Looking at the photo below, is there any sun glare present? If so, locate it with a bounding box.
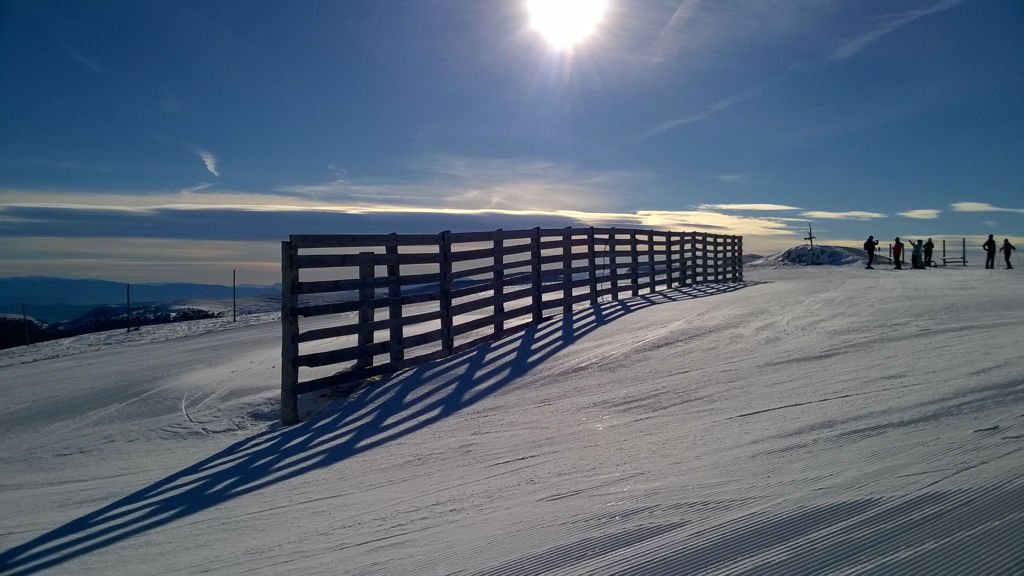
[527,0,608,49]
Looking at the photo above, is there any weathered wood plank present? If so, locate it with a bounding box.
[290,233,439,248]
[280,241,300,425]
[295,252,439,269]
[439,231,454,355]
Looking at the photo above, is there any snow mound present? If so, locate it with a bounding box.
[749,245,869,267]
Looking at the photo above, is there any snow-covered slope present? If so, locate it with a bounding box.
[2,265,1023,575]
[750,244,877,267]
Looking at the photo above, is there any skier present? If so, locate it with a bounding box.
[923,238,934,267]
[1001,238,1016,269]
[983,234,996,269]
[863,235,879,269]
[892,237,904,270]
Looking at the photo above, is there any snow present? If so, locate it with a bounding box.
[2,262,1024,575]
[749,244,877,267]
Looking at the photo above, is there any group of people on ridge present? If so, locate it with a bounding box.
[862,235,1016,270]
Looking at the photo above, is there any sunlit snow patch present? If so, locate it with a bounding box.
[749,245,871,267]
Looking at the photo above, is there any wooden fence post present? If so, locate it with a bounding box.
[493,229,505,334]
[439,231,454,356]
[531,227,543,323]
[737,236,744,282]
[609,228,619,301]
[386,234,404,364]
[666,232,675,288]
[280,240,300,425]
[356,252,376,368]
[689,233,698,286]
[587,227,598,306]
[645,230,655,292]
[630,229,639,297]
[562,227,573,317]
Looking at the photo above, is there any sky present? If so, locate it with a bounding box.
[1,0,1023,283]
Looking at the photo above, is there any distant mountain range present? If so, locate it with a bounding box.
[0,277,281,323]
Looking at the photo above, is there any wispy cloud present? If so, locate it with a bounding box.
[802,210,886,220]
[701,203,800,211]
[712,174,750,184]
[68,51,106,73]
[951,202,1024,214]
[899,209,941,219]
[651,0,701,64]
[833,0,968,60]
[180,182,217,195]
[643,89,760,139]
[196,148,219,177]
[0,188,798,240]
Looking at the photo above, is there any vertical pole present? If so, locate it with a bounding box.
[942,239,947,265]
[608,228,618,301]
[562,227,573,317]
[962,237,966,266]
[713,235,721,281]
[530,227,543,324]
[22,303,29,347]
[386,234,403,365]
[737,236,744,282]
[438,232,455,355]
[493,229,505,334]
[587,227,598,306]
[666,232,676,288]
[356,252,376,368]
[125,283,130,333]
[647,230,656,292]
[630,229,639,297]
[232,269,237,322]
[280,241,300,425]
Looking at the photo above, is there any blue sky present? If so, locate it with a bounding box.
[1,0,1022,283]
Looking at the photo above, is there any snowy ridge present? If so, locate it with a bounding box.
[1,266,1023,574]
[749,244,871,267]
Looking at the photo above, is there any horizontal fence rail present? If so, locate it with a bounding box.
[281,227,743,424]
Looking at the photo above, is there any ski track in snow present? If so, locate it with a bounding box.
[1,264,1024,574]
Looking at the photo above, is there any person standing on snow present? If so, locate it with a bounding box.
[983,234,997,269]
[1001,239,1016,269]
[923,238,934,267]
[911,239,925,269]
[864,235,879,269]
[892,237,904,270]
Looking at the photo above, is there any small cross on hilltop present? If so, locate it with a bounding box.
[804,223,816,249]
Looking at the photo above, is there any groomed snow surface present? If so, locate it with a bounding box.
[2,249,1023,575]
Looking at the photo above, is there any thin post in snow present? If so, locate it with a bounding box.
[233,269,237,322]
[126,283,131,333]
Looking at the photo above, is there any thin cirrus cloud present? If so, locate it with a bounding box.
[951,202,1024,214]
[899,209,941,219]
[700,203,800,211]
[833,0,968,60]
[650,0,701,64]
[802,210,886,220]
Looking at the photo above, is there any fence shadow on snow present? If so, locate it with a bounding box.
[0,281,757,575]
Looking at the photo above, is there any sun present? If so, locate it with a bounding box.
[527,0,608,50]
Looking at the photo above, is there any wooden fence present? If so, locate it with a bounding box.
[280,227,742,424]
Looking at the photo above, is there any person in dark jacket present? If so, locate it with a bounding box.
[864,235,879,269]
[983,234,996,269]
[911,239,925,269]
[892,237,904,270]
[1001,238,1016,269]
[923,238,934,267]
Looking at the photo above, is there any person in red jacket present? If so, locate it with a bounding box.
[892,237,904,270]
